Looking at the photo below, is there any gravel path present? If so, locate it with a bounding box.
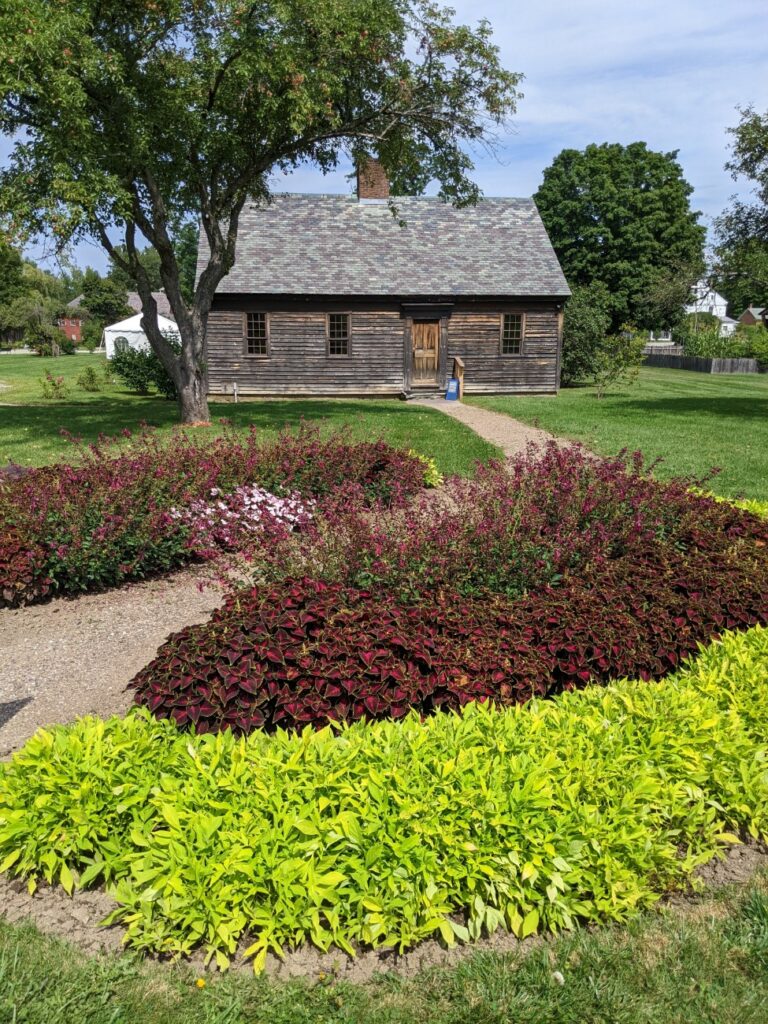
[0,569,222,756]
[411,397,561,457]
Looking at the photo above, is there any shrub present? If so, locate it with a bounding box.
[260,445,768,602]
[131,530,768,735]
[38,370,68,400]
[560,282,612,386]
[75,365,102,392]
[593,326,645,397]
[2,626,768,970]
[0,426,427,606]
[111,338,179,398]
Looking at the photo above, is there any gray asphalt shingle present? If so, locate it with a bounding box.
[199,195,570,298]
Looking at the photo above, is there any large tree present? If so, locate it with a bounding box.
[0,1,521,422]
[534,142,705,330]
[713,106,768,315]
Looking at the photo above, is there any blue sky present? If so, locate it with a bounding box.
[13,0,768,273]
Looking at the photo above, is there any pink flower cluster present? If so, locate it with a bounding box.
[172,485,314,552]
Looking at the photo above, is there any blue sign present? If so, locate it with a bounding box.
[445,377,460,401]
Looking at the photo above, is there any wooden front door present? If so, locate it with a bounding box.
[412,320,440,383]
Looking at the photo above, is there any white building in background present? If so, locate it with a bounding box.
[684,281,738,337]
[102,312,180,359]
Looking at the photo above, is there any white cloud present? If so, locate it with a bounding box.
[10,0,768,271]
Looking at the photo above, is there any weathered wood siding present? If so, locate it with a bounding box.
[446,304,560,394]
[205,298,563,396]
[206,306,405,396]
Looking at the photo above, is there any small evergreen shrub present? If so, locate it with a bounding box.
[75,365,102,392]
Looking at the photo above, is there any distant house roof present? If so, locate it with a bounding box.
[198,195,570,298]
[127,291,173,318]
[66,290,173,318]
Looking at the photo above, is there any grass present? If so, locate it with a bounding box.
[1,877,767,1023]
[469,366,768,500]
[0,354,497,475]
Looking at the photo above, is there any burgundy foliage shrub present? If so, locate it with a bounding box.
[131,539,768,735]
[261,444,768,600]
[0,425,426,607]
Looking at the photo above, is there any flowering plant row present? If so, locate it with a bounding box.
[0,425,428,607]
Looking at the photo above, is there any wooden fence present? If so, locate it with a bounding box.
[644,354,759,374]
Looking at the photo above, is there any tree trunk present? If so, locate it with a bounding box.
[177,361,210,423]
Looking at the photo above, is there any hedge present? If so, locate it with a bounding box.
[1,626,767,970]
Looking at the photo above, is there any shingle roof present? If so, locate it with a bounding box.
[199,195,570,298]
[127,291,173,318]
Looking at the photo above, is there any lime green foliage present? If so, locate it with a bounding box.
[1,627,767,971]
[469,366,768,500]
[695,489,768,520]
[409,450,444,488]
[0,355,496,474]
[3,879,768,1023]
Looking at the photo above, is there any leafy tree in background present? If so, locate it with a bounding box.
[535,142,705,331]
[713,107,768,316]
[717,106,768,246]
[559,282,611,386]
[711,239,768,316]
[0,0,521,423]
[80,269,133,325]
[108,245,163,293]
[0,239,24,307]
[173,223,201,304]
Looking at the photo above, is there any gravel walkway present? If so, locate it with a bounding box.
[0,569,222,756]
[411,397,561,457]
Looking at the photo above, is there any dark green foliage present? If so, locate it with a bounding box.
[111,345,177,398]
[0,239,24,307]
[560,282,611,385]
[107,245,163,291]
[76,365,102,392]
[173,222,199,303]
[712,238,768,315]
[535,142,705,330]
[718,106,768,247]
[80,269,132,325]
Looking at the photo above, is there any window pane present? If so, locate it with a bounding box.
[502,313,523,355]
[328,313,350,356]
[246,312,267,355]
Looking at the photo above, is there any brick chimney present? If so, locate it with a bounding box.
[356,157,390,200]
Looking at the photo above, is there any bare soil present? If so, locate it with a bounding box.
[1,844,765,982]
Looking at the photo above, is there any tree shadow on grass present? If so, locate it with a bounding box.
[0,396,433,464]
[615,396,768,422]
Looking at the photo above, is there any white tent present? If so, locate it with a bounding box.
[102,313,180,359]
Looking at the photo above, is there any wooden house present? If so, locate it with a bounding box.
[199,162,570,398]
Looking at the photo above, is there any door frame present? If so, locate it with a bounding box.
[401,303,453,393]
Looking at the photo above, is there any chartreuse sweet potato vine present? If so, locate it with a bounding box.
[1,626,767,972]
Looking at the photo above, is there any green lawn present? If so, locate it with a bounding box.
[469,366,768,500]
[0,354,497,475]
[2,878,767,1023]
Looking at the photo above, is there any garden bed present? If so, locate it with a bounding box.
[0,626,767,972]
[0,424,432,608]
[1,433,767,972]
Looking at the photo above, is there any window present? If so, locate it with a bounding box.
[245,312,268,356]
[327,313,351,356]
[501,313,524,355]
